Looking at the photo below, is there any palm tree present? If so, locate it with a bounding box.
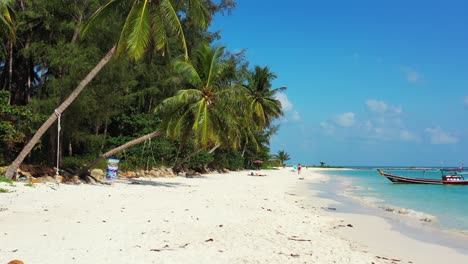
[1,0,15,103]
[234,66,285,160]
[4,0,209,179]
[0,0,14,39]
[157,43,242,171]
[276,150,290,166]
[243,66,285,127]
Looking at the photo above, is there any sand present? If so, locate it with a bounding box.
[1,167,467,264]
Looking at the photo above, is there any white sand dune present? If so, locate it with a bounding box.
[0,167,467,264]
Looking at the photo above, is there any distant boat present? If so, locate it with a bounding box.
[377,168,468,185]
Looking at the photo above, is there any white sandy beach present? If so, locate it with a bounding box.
[1,167,468,264]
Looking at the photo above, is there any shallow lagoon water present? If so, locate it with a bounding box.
[319,169,468,232]
[308,168,468,256]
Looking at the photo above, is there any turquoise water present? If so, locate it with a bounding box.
[321,169,468,232]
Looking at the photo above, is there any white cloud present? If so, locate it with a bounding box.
[366,99,402,115]
[400,130,421,142]
[366,99,388,113]
[333,112,356,127]
[320,122,335,134]
[275,92,293,111]
[321,100,421,143]
[402,67,423,83]
[425,127,458,144]
[291,110,301,121]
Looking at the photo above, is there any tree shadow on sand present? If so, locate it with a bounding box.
[120,175,208,187]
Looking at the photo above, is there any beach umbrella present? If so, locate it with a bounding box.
[252,160,263,170]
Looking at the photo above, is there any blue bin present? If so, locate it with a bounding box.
[106,158,120,179]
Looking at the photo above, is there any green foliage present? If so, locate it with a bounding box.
[0,175,13,185]
[0,91,43,164]
[211,150,243,170]
[0,188,9,193]
[275,150,290,166]
[24,183,35,188]
[61,155,99,170]
[187,151,214,170]
[1,0,284,173]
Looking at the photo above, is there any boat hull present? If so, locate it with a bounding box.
[377,169,468,185]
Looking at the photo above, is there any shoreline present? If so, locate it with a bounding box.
[1,167,467,263]
[300,168,468,263]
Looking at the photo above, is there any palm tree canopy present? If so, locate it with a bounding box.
[276,150,290,165]
[82,0,209,60]
[0,0,15,39]
[243,66,285,126]
[157,43,241,149]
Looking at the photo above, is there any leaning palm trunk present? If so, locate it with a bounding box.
[4,46,116,179]
[172,143,221,173]
[77,131,164,177]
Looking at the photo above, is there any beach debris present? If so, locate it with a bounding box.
[419,217,433,222]
[275,230,285,235]
[204,238,214,242]
[150,244,171,252]
[179,243,189,248]
[333,224,354,229]
[288,236,311,242]
[279,252,300,258]
[218,224,223,227]
[376,255,401,262]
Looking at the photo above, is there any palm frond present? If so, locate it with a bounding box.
[152,6,168,51]
[206,46,225,88]
[1,0,15,39]
[126,0,152,60]
[160,0,188,60]
[81,0,124,37]
[186,0,209,29]
[174,59,203,87]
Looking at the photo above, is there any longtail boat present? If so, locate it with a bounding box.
[377,168,468,185]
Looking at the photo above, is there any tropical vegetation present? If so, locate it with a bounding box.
[275,150,290,166]
[0,0,287,179]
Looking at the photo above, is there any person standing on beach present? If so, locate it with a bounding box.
[297,164,301,174]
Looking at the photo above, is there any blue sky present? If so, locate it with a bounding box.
[210,0,468,167]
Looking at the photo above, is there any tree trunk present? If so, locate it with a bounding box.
[7,40,13,105]
[77,131,164,176]
[101,114,109,150]
[172,144,221,173]
[4,46,116,179]
[208,144,221,154]
[68,141,73,157]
